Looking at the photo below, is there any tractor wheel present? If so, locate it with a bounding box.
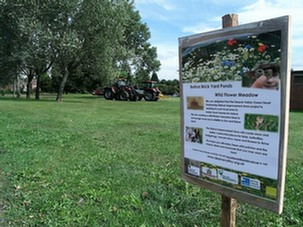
[130,94,137,101]
[119,91,129,101]
[104,89,113,100]
[144,92,155,101]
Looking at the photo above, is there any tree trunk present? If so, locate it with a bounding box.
[35,74,41,100]
[26,74,34,99]
[33,61,53,100]
[56,66,69,102]
[13,75,21,98]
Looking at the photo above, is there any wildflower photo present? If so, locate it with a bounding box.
[185,126,203,143]
[181,31,281,84]
[244,113,279,132]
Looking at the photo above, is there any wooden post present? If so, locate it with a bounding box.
[222,14,239,28]
[220,14,239,227]
[221,195,237,227]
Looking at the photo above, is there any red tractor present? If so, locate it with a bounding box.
[103,79,161,101]
[103,79,137,101]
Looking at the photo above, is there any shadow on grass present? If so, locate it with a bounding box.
[0,93,103,103]
[75,95,104,100]
[0,94,56,103]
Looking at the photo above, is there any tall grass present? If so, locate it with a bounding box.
[0,94,302,226]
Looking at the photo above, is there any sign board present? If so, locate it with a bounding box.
[179,16,291,213]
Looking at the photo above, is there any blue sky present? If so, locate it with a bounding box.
[134,0,303,80]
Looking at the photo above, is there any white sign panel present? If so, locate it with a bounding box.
[184,81,280,179]
[180,16,291,213]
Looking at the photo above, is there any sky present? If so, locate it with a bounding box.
[134,0,303,80]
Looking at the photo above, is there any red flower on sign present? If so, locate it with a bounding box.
[227,38,237,46]
[258,43,267,52]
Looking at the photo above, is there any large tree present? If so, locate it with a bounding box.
[0,0,161,99]
[0,1,23,94]
[71,0,126,91]
[52,0,129,101]
[117,2,161,83]
[133,43,161,82]
[0,1,54,99]
[19,2,54,100]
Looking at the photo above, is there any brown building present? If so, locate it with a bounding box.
[290,70,303,111]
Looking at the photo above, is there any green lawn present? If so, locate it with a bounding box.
[0,94,302,226]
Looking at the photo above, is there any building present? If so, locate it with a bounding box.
[290,70,303,111]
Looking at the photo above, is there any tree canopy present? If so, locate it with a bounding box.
[0,0,161,100]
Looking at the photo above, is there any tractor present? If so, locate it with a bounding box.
[135,81,161,101]
[103,79,161,101]
[103,79,137,101]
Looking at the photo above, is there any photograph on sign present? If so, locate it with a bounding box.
[179,16,290,213]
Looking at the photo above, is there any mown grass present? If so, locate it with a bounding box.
[0,94,302,226]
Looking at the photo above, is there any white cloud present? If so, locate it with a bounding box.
[135,0,176,12]
[182,23,221,34]
[137,0,303,80]
[238,0,303,34]
[238,0,303,69]
[154,43,179,80]
[135,0,177,23]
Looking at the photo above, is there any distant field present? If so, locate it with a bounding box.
[0,94,302,226]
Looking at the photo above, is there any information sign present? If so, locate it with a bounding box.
[179,16,291,213]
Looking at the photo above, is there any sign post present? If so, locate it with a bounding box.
[221,195,237,227]
[220,14,239,227]
[179,15,291,225]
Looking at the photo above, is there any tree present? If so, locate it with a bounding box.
[158,79,180,95]
[39,73,52,93]
[0,1,23,93]
[52,0,128,101]
[20,13,53,100]
[133,44,160,82]
[151,71,159,82]
[0,0,161,98]
[117,3,161,83]
[0,1,54,99]
[72,0,125,92]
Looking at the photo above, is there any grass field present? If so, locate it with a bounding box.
[0,94,302,226]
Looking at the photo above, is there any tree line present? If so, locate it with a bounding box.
[157,79,179,96]
[0,0,161,101]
